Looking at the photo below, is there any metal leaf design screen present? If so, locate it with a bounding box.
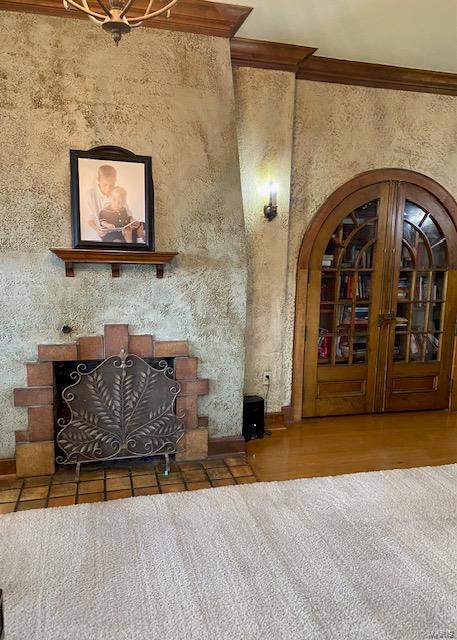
[56,350,184,466]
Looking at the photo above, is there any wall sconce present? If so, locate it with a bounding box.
[263,182,278,221]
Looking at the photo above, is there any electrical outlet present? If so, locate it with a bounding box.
[262,371,272,385]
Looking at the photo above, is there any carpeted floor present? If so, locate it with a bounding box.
[0,464,456,640]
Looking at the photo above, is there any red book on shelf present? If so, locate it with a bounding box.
[319,336,330,359]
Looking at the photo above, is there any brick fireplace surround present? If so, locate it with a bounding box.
[13,324,209,478]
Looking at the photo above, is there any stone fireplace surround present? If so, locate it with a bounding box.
[13,324,209,478]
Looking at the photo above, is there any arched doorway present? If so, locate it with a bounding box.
[291,169,457,421]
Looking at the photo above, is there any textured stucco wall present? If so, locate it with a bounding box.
[0,12,247,457]
[233,67,295,411]
[282,81,457,406]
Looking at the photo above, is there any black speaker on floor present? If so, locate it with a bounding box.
[243,395,265,441]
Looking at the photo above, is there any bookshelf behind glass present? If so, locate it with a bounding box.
[318,200,378,366]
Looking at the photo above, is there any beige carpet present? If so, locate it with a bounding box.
[0,465,456,640]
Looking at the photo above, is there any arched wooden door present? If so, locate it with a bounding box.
[382,182,457,412]
[294,171,457,419]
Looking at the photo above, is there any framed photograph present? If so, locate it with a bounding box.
[70,146,154,250]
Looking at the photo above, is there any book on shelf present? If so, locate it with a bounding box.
[322,254,334,267]
[340,275,353,299]
[318,328,330,359]
[398,276,409,299]
[416,274,428,300]
[339,274,371,300]
[355,245,374,269]
[337,335,367,359]
[395,317,408,330]
[337,335,348,358]
[355,306,369,322]
[357,273,370,299]
[339,346,367,358]
[340,307,369,325]
[339,307,352,323]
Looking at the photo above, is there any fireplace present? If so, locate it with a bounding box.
[55,351,184,477]
[13,325,209,478]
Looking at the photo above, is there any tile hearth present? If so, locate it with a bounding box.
[0,457,257,514]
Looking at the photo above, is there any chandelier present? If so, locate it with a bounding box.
[63,0,179,45]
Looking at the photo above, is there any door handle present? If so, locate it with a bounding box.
[378,312,395,327]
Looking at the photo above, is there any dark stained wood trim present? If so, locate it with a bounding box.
[231,37,317,72]
[208,436,245,457]
[265,412,286,430]
[297,56,457,97]
[50,248,178,278]
[282,405,293,424]
[0,0,253,38]
[265,411,283,425]
[265,406,292,428]
[0,458,16,476]
[50,248,178,264]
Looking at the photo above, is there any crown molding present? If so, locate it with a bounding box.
[0,0,253,38]
[297,56,457,97]
[231,37,317,72]
[1,0,456,95]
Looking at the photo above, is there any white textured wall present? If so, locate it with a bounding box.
[282,81,457,407]
[233,67,296,411]
[0,12,247,457]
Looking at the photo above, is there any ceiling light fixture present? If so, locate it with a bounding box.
[63,0,179,45]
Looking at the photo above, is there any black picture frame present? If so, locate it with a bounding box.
[70,146,154,250]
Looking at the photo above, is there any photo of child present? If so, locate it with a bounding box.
[98,186,145,243]
[72,150,152,249]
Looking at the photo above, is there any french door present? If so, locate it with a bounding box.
[303,179,457,417]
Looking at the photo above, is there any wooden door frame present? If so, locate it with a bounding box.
[290,168,457,422]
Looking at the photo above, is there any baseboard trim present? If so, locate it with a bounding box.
[282,405,293,424]
[265,406,293,429]
[0,458,16,476]
[265,412,285,429]
[208,436,245,457]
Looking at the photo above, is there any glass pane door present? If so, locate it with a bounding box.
[318,200,378,366]
[393,201,448,363]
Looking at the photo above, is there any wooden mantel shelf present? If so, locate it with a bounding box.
[49,248,178,278]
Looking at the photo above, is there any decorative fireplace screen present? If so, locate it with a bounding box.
[56,350,184,475]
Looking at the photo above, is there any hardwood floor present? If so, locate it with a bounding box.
[247,410,457,482]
